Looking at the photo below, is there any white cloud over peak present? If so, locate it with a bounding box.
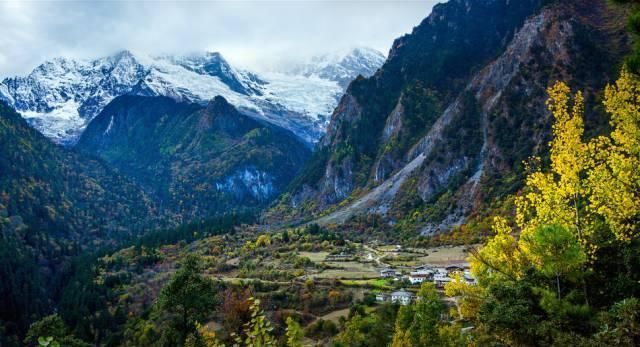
[0,0,438,77]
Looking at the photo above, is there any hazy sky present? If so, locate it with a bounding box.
[0,1,440,77]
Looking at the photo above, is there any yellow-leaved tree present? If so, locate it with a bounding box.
[446,217,528,320]
[516,82,594,253]
[468,217,528,285]
[517,69,640,250]
[448,68,640,327]
[588,69,640,241]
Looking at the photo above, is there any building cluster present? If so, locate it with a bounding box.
[380,263,475,287]
[375,263,476,305]
[376,289,414,306]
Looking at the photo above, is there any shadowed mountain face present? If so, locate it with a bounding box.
[77,95,311,222]
[269,0,629,233]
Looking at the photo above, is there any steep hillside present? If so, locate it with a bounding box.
[77,95,311,222]
[0,101,164,244]
[268,0,629,233]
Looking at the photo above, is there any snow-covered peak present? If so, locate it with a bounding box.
[285,47,386,88]
[32,57,82,77]
[0,48,384,145]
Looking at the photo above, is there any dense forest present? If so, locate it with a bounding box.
[0,212,254,346]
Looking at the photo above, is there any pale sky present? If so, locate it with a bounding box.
[0,0,440,77]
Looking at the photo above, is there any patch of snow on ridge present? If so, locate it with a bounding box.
[104,115,114,135]
[215,168,276,201]
[0,84,13,105]
[139,55,259,112]
[21,99,85,143]
[255,72,342,122]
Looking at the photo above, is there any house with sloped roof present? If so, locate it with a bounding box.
[380,268,398,278]
[390,289,414,305]
[409,273,431,284]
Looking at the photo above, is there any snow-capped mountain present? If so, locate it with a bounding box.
[0,48,385,145]
[286,47,386,88]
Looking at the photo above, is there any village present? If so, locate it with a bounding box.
[97,229,481,343]
[300,241,478,306]
[374,261,475,305]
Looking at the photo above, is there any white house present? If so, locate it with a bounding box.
[391,289,414,305]
[410,268,435,276]
[463,270,477,284]
[414,264,433,271]
[408,273,430,284]
[380,268,397,278]
[446,263,470,274]
[434,274,452,288]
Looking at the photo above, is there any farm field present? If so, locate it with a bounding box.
[298,251,330,262]
[311,260,379,279]
[413,245,474,265]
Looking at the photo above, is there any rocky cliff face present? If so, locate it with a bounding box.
[269,0,628,233]
[77,95,311,221]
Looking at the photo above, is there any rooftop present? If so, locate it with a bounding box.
[391,289,413,297]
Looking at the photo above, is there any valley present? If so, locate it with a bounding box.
[89,223,473,345]
[1,0,640,346]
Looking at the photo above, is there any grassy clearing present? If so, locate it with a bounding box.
[414,245,473,265]
[339,278,391,290]
[377,245,401,252]
[311,260,379,279]
[312,268,379,279]
[298,251,330,262]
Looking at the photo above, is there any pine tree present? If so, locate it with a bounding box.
[158,255,217,344]
[520,224,586,298]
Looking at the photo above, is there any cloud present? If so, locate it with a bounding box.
[0,0,439,77]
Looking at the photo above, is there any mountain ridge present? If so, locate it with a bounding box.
[0,48,385,145]
[77,94,311,222]
[266,0,629,234]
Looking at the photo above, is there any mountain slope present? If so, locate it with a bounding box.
[77,95,311,221]
[268,0,628,233]
[0,49,384,145]
[0,101,164,243]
